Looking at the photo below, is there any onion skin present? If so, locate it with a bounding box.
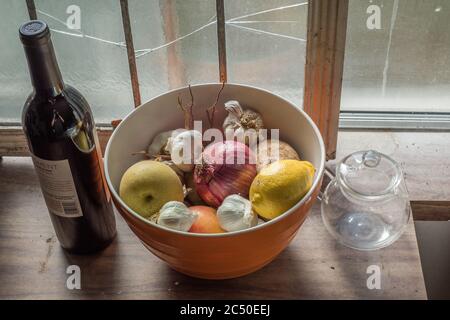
[189,206,224,234]
[194,141,257,207]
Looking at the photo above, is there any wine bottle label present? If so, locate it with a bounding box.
[31,154,83,218]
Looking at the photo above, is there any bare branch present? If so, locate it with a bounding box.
[206,81,226,128]
[187,85,194,129]
[177,87,194,130]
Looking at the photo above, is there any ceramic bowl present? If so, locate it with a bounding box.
[105,83,325,279]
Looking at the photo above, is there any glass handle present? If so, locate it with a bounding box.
[318,168,336,202]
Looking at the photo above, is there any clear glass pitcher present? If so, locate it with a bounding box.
[321,150,410,250]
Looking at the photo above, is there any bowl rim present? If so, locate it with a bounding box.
[104,82,326,238]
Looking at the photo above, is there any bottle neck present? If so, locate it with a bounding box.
[23,38,64,96]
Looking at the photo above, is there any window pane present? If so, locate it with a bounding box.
[225,0,308,107]
[1,0,135,123]
[0,1,31,122]
[0,0,220,124]
[342,0,450,112]
[129,0,218,103]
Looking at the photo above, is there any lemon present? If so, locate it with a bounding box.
[250,159,315,220]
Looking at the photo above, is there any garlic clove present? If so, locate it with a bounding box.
[217,194,258,232]
[168,130,203,173]
[157,201,198,232]
[223,100,244,131]
[147,130,174,157]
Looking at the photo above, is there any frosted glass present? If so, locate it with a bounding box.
[129,0,218,104]
[33,0,134,123]
[0,1,31,122]
[0,0,219,123]
[0,0,133,123]
[225,0,308,107]
[342,0,450,112]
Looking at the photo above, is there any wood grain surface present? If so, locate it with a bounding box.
[0,157,427,299]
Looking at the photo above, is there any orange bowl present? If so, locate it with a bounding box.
[104,83,325,279]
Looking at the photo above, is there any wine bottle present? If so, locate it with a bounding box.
[20,20,116,254]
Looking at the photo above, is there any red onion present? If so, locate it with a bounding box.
[194,141,257,207]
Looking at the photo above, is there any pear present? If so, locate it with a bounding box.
[119,160,184,219]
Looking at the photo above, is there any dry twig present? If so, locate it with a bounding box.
[206,81,226,129]
[177,85,195,130]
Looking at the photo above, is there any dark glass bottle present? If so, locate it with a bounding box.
[20,20,116,254]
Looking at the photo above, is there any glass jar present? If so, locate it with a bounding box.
[321,150,410,250]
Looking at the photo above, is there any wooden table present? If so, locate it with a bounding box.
[0,157,427,299]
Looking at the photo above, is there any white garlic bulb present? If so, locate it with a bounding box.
[147,130,174,157]
[223,100,265,146]
[167,130,203,172]
[217,194,258,232]
[157,201,198,232]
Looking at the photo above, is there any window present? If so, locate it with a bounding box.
[225,1,308,105]
[1,0,308,124]
[2,0,133,123]
[2,0,449,152]
[341,0,450,129]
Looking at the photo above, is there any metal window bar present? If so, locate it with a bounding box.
[25,0,37,20]
[119,0,141,108]
[216,0,227,83]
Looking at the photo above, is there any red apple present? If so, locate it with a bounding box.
[189,206,224,234]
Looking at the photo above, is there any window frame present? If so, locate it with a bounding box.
[0,0,347,161]
[1,0,346,158]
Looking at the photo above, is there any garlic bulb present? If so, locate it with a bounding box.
[256,139,300,172]
[167,130,203,172]
[147,130,173,157]
[217,194,258,232]
[223,100,265,146]
[157,201,198,232]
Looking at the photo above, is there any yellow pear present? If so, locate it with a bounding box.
[119,160,184,218]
